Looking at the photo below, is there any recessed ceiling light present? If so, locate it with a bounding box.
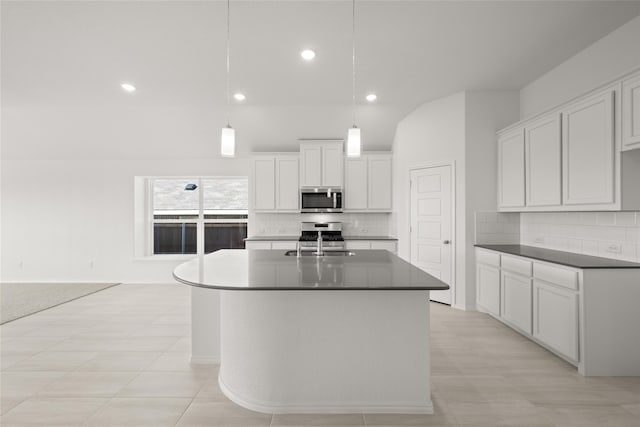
[121,83,136,92]
[233,93,246,101]
[366,93,377,102]
[300,49,316,61]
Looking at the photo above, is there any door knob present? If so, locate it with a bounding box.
[443,240,450,244]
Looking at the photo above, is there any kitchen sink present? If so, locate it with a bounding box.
[284,250,355,257]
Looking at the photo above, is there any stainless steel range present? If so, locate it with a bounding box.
[298,222,345,252]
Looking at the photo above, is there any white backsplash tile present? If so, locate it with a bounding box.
[251,212,392,237]
[475,212,520,245]
[521,211,640,262]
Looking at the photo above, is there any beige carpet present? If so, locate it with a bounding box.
[0,282,119,324]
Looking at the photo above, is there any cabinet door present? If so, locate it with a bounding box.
[252,158,275,210]
[562,90,615,205]
[275,157,299,210]
[533,279,578,361]
[370,241,397,254]
[345,241,370,250]
[300,144,322,187]
[622,74,640,149]
[345,157,368,210]
[501,271,532,335]
[322,143,344,187]
[368,156,392,210]
[525,114,561,207]
[477,264,500,316]
[245,241,272,250]
[498,130,525,208]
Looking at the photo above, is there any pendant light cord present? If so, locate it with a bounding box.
[351,0,356,127]
[226,0,231,127]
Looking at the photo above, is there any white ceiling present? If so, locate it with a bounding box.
[3,1,640,157]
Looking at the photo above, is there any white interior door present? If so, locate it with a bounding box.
[410,165,453,305]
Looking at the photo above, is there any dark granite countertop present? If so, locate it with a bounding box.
[475,244,640,269]
[174,249,449,291]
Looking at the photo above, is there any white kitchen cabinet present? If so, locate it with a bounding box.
[476,246,640,375]
[533,279,579,362]
[501,271,532,335]
[344,153,392,212]
[622,73,640,150]
[562,90,615,206]
[245,240,297,250]
[498,129,525,209]
[275,156,299,211]
[252,157,276,210]
[525,113,561,207]
[344,157,368,210]
[368,155,392,210]
[251,154,299,212]
[299,140,343,188]
[245,241,272,250]
[345,240,397,254]
[477,263,501,317]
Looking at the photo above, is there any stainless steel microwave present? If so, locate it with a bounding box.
[300,187,343,213]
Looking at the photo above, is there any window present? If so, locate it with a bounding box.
[146,177,248,256]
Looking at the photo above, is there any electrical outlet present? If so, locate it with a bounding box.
[361,228,368,234]
[534,237,544,244]
[89,261,95,268]
[605,243,622,254]
[19,260,23,269]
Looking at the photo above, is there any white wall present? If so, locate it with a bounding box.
[1,105,249,284]
[391,90,518,310]
[520,15,640,118]
[464,91,520,307]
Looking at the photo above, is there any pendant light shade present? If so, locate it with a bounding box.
[347,127,361,157]
[221,126,235,157]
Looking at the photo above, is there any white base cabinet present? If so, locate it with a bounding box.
[533,279,578,362]
[475,247,640,376]
[501,271,532,335]
[345,240,397,255]
[245,240,297,250]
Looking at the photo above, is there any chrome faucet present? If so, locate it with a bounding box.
[316,230,324,256]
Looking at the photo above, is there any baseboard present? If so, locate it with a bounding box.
[218,374,434,415]
[190,356,219,365]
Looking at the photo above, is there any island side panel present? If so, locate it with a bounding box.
[580,268,640,376]
[219,290,433,414]
[191,287,220,364]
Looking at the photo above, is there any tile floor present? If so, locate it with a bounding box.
[1,283,639,426]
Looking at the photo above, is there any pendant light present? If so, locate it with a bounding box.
[346,0,361,158]
[220,0,236,158]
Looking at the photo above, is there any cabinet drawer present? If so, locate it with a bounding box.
[533,263,579,290]
[501,255,532,276]
[477,250,500,268]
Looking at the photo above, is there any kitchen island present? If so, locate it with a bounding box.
[174,249,448,414]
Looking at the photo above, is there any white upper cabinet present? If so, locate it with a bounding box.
[252,154,299,212]
[344,157,368,210]
[344,153,392,212]
[299,140,344,188]
[252,157,276,210]
[368,155,392,210]
[275,156,300,211]
[622,73,640,150]
[498,129,525,209]
[562,90,615,206]
[525,113,562,207]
